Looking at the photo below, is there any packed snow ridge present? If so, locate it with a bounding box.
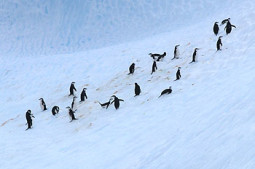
[1,0,255,169]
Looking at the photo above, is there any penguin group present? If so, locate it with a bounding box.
[24,17,236,131]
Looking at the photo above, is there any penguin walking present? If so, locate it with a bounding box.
[98,98,113,109]
[190,48,199,63]
[213,22,219,36]
[159,86,172,98]
[217,36,223,51]
[172,45,180,59]
[151,61,157,74]
[128,63,135,75]
[111,95,124,110]
[80,88,87,102]
[71,96,77,111]
[225,21,236,35]
[134,83,141,96]
[221,18,230,25]
[66,106,77,122]
[157,52,166,61]
[175,67,181,81]
[52,106,59,116]
[25,110,35,130]
[39,98,47,111]
[69,82,76,96]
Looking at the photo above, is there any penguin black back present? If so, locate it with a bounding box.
[128,63,135,75]
[69,82,76,96]
[159,86,172,98]
[217,36,223,51]
[134,83,141,96]
[213,22,219,36]
[175,67,181,80]
[39,98,47,111]
[80,88,87,102]
[111,95,124,110]
[151,61,157,74]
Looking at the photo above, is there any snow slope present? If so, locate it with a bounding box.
[1,0,255,169]
[1,0,232,57]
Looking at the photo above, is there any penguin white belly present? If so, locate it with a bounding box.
[40,101,44,111]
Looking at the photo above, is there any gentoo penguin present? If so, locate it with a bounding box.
[69,82,76,96]
[52,106,59,116]
[128,63,135,75]
[80,88,87,102]
[66,106,77,122]
[156,52,166,61]
[213,22,219,36]
[159,86,172,98]
[25,110,34,130]
[151,61,157,74]
[225,21,236,35]
[173,45,180,59]
[175,67,181,80]
[71,96,77,111]
[217,36,223,51]
[134,83,141,96]
[221,18,230,25]
[39,98,47,111]
[190,48,199,63]
[111,95,124,110]
[98,98,113,109]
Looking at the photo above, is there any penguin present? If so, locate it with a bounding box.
[71,96,77,111]
[217,36,223,51]
[149,52,166,61]
[98,98,113,109]
[52,106,59,116]
[39,98,47,111]
[69,82,76,96]
[66,106,77,122]
[25,110,34,130]
[134,83,141,96]
[156,52,166,61]
[221,18,230,25]
[190,48,199,63]
[128,63,135,75]
[151,61,157,74]
[172,45,180,59]
[80,88,87,102]
[111,95,124,110]
[175,67,181,81]
[225,21,236,35]
[213,22,219,36]
[159,86,172,98]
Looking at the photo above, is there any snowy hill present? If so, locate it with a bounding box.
[1,0,255,169]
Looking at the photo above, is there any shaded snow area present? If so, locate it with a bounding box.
[1,0,255,169]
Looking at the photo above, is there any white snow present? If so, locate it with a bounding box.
[1,0,255,169]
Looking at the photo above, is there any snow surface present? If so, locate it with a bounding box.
[1,0,255,169]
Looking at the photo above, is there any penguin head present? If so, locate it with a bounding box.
[219,36,223,39]
[73,96,77,99]
[71,82,75,84]
[163,52,166,55]
[178,67,181,70]
[83,88,87,91]
[135,83,138,85]
[39,98,43,100]
[175,45,180,48]
[215,22,218,24]
[169,86,172,89]
[27,110,31,113]
[111,95,116,98]
[195,48,199,51]
[66,106,71,109]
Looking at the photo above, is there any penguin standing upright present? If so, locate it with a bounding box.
[217,36,223,51]
[159,86,172,98]
[80,88,87,102]
[52,106,59,116]
[69,82,76,96]
[151,61,157,74]
[213,22,219,36]
[39,98,47,111]
[128,63,135,75]
[71,96,77,111]
[175,67,181,80]
[66,106,77,122]
[225,21,236,35]
[190,48,199,63]
[173,45,180,59]
[111,95,124,110]
[25,110,34,130]
[134,83,141,96]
